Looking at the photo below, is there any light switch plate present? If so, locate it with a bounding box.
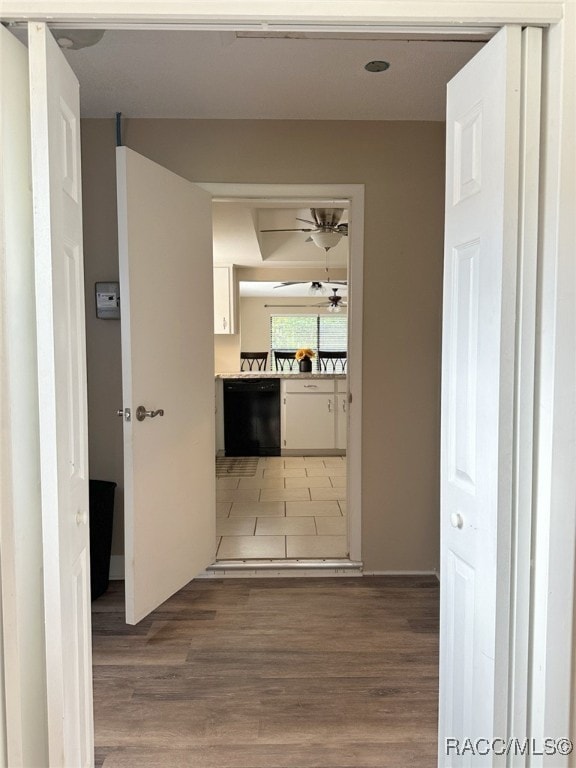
[95,281,120,319]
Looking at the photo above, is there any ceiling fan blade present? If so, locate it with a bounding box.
[260,227,315,233]
[295,217,317,226]
[325,280,347,285]
[273,282,301,288]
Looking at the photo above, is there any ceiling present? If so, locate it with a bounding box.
[45,30,484,121]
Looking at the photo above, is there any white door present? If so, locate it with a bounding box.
[28,22,93,768]
[439,25,539,763]
[116,147,216,625]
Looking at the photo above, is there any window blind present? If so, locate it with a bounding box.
[269,314,348,369]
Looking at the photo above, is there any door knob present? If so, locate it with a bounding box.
[136,405,165,421]
[450,512,464,529]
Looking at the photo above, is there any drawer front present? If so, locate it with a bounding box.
[283,379,335,394]
[336,379,348,393]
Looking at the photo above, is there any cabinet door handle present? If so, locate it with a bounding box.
[222,316,227,330]
[328,399,332,412]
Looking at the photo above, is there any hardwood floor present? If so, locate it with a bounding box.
[92,576,439,767]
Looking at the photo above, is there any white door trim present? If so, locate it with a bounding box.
[0,3,573,764]
[529,9,576,760]
[200,182,364,563]
[0,2,564,26]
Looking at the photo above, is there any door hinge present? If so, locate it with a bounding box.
[348,392,352,404]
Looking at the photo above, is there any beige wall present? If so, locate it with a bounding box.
[81,118,444,570]
[214,334,241,374]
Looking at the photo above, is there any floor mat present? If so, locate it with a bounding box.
[216,457,259,477]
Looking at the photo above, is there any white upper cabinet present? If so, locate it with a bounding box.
[213,265,238,334]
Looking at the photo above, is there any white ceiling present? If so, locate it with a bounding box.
[53,30,484,121]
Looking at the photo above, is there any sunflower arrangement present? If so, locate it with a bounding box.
[295,348,316,361]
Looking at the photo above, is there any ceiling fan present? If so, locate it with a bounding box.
[265,288,347,313]
[320,288,348,313]
[273,279,347,296]
[260,208,349,251]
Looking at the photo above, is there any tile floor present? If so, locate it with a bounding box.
[216,456,348,560]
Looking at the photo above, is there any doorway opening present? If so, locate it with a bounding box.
[212,198,354,564]
[15,16,560,768]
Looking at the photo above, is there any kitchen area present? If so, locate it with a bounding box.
[213,203,349,561]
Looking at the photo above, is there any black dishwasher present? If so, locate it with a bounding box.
[223,379,281,456]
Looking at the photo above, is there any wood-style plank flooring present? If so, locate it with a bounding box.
[92,577,439,768]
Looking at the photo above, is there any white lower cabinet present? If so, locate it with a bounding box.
[283,392,335,450]
[282,378,346,452]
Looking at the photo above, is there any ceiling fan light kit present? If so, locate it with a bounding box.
[310,231,343,251]
[308,281,328,296]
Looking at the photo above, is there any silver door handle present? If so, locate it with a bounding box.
[136,405,165,421]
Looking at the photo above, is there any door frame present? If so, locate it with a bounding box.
[1,1,574,763]
[202,182,364,563]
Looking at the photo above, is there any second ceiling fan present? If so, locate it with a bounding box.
[273,279,347,295]
[265,287,347,313]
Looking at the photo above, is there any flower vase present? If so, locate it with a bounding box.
[299,357,312,373]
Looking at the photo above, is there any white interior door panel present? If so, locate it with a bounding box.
[116,147,216,625]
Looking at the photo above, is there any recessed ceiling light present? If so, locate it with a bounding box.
[364,60,390,73]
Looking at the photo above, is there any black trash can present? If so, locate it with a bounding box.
[89,479,117,600]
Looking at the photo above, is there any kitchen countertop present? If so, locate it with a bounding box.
[215,372,346,380]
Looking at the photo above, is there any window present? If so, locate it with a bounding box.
[269,314,348,369]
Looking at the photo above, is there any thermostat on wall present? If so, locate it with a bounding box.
[95,282,120,319]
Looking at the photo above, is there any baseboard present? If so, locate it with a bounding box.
[201,559,363,578]
[106,557,438,582]
[363,570,439,577]
[281,449,346,457]
[109,555,125,580]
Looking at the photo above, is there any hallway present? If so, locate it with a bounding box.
[92,576,439,767]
